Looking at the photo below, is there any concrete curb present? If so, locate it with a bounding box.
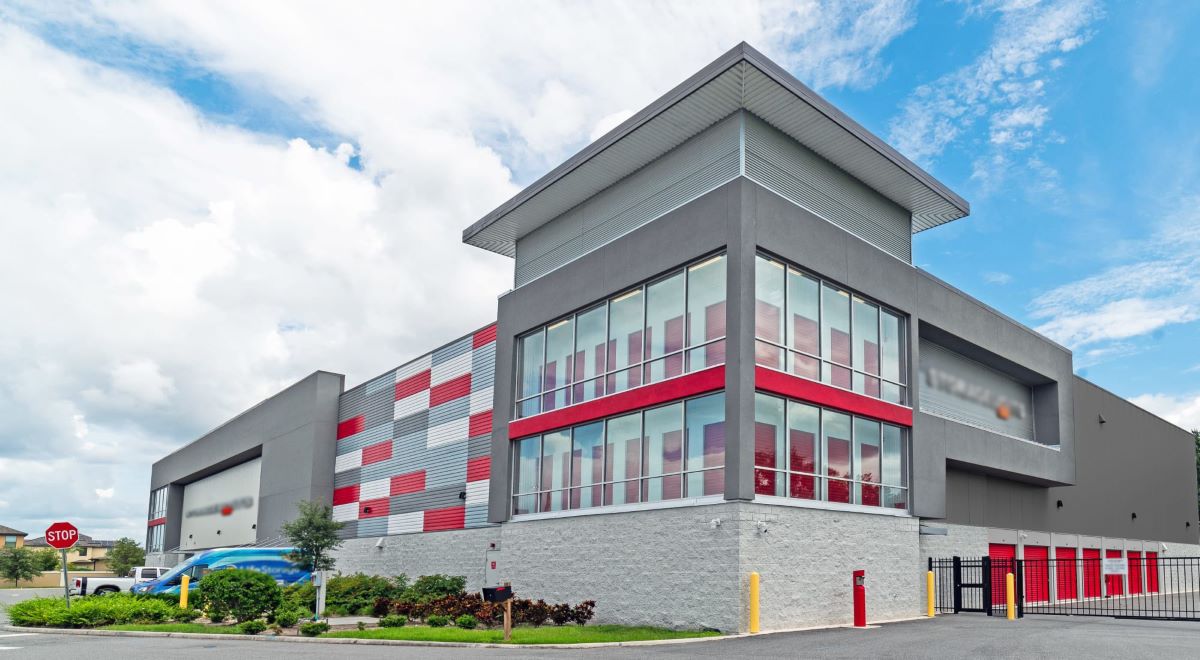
[0,624,740,649]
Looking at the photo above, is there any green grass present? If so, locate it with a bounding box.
[322,624,722,644]
[101,623,243,634]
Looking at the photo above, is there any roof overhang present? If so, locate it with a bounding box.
[463,42,969,258]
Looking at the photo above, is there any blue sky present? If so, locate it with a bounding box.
[1,0,1197,541]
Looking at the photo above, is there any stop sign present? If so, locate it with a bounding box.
[44,522,78,550]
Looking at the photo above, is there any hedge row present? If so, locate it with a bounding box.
[7,594,199,628]
[376,593,596,627]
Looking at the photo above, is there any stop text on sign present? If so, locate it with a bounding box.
[44,521,79,549]
[47,529,77,543]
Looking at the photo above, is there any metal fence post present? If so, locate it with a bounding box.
[1016,559,1025,619]
[952,556,963,614]
[983,556,993,616]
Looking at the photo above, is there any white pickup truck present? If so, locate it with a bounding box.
[72,566,170,595]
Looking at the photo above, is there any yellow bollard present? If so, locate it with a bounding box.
[1006,573,1015,620]
[927,571,935,618]
[749,572,761,634]
[180,575,190,609]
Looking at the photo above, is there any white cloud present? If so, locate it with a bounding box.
[983,271,1013,285]
[0,3,915,540]
[888,0,1101,166]
[1128,393,1200,432]
[95,488,115,499]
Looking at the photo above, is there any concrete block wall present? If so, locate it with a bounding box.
[333,527,499,588]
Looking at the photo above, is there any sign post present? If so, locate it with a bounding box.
[44,522,79,608]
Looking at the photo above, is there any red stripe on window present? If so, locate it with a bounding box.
[389,470,425,496]
[147,517,166,527]
[395,370,432,401]
[423,506,466,532]
[336,416,364,440]
[430,373,472,407]
[510,365,725,439]
[332,485,360,506]
[466,456,490,482]
[362,440,393,466]
[469,410,493,437]
[473,324,497,348]
[754,367,912,427]
[359,497,389,519]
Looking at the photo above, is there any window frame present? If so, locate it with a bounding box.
[754,252,910,407]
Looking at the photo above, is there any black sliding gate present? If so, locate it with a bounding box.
[931,556,1200,621]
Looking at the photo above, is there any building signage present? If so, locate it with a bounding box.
[179,458,261,551]
[186,496,255,519]
[918,340,1036,441]
[1102,557,1128,576]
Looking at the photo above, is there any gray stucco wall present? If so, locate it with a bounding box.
[149,370,344,550]
[942,377,1199,544]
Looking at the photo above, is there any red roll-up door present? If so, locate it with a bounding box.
[1127,550,1143,595]
[990,543,1017,606]
[1146,552,1159,593]
[1082,548,1101,598]
[1023,545,1049,602]
[1055,547,1078,601]
[1106,549,1125,596]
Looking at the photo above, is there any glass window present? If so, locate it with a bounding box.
[572,306,607,404]
[512,437,540,515]
[570,422,604,510]
[852,298,880,398]
[755,257,785,369]
[787,401,820,500]
[753,393,785,497]
[823,410,852,503]
[787,269,821,379]
[854,417,881,506]
[822,284,852,389]
[684,393,725,497]
[3,535,14,548]
[540,430,571,512]
[542,319,574,412]
[517,331,545,418]
[604,413,641,506]
[880,311,905,404]
[607,289,644,394]
[881,424,907,509]
[644,271,686,384]
[687,255,727,371]
[642,402,684,502]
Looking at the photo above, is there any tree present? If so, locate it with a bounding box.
[281,500,344,573]
[31,547,59,572]
[0,547,39,587]
[108,537,145,577]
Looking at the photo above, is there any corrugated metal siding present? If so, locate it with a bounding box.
[514,113,742,286]
[743,113,911,261]
[918,339,1036,442]
[333,324,497,539]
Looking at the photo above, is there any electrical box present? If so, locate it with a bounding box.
[485,548,504,587]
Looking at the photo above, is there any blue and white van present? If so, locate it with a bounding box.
[131,547,311,595]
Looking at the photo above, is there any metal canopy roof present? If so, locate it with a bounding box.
[463,42,969,258]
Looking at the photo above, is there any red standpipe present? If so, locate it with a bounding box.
[853,570,866,627]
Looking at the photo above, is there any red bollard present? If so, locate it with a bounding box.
[853,570,866,627]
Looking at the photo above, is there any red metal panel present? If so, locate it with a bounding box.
[358,497,389,519]
[1105,549,1125,596]
[754,367,912,427]
[423,506,466,532]
[509,365,725,439]
[1055,547,1077,600]
[466,456,490,482]
[394,370,432,400]
[473,324,498,348]
[336,416,364,440]
[389,471,425,496]
[332,485,360,506]
[989,543,1016,606]
[469,410,493,438]
[1023,545,1049,602]
[361,440,393,466]
[1083,548,1101,598]
[147,517,166,528]
[1146,552,1159,593]
[430,373,472,407]
[1128,550,1143,595]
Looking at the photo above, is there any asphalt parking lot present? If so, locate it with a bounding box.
[5,614,1200,658]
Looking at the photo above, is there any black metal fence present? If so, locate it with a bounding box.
[930,556,1200,621]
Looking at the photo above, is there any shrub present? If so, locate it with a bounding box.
[426,614,450,628]
[454,614,478,629]
[379,614,407,628]
[270,624,283,636]
[239,620,267,635]
[572,600,596,625]
[6,594,183,628]
[281,581,316,613]
[197,569,283,623]
[401,574,465,603]
[174,608,202,623]
[512,599,550,627]
[549,602,573,626]
[299,621,329,637]
[273,609,299,628]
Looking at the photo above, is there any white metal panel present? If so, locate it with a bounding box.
[359,477,390,501]
[395,354,433,382]
[465,480,489,506]
[469,386,493,415]
[427,417,470,449]
[431,350,472,385]
[179,458,261,551]
[335,449,362,473]
[332,503,358,522]
[387,511,424,535]
[394,390,430,420]
[919,339,1036,441]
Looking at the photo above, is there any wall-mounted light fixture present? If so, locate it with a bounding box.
[375,537,385,549]
[1131,512,1137,520]
[1098,414,1107,424]
[1056,500,1063,509]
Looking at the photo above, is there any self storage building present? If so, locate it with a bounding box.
[145,43,1199,632]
